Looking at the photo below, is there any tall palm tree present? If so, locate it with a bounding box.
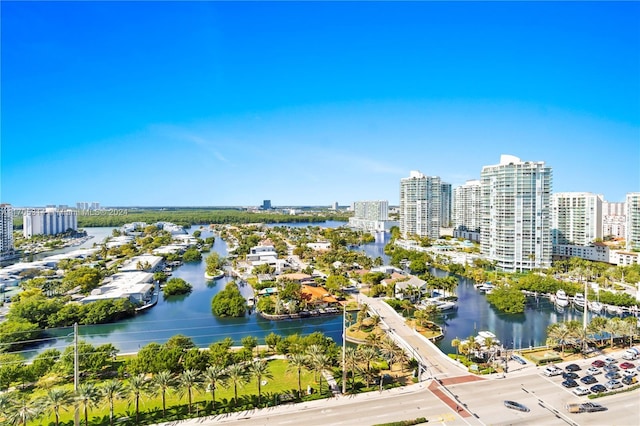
[177,369,202,415]
[151,371,175,418]
[357,345,378,375]
[451,338,461,357]
[365,332,382,348]
[127,373,149,425]
[380,337,400,370]
[0,393,15,424]
[622,317,638,348]
[248,359,273,405]
[75,383,101,426]
[101,380,124,426]
[226,363,249,406]
[604,317,622,349]
[286,353,309,398]
[344,346,359,391]
[37,388,72,426]
[202,365,227,410]
[588,316,608,346]
[546,322,572,356]
[307,350,333,394]
[6,398,40,426]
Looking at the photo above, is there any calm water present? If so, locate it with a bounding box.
[21,223,632,359]
[24,226,343,359]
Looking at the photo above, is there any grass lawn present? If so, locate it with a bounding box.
[35,359,318,425]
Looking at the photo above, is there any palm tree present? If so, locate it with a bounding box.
[150,371,175,419]
[380,337,400,370]
[451,338,461,357]
[37,388,72,426]
[546,322,572,356]
[226,363,249,406]
[622,316,638,348]
[202,365,227,410]
[248,359,273,405]
[75,383,101,426]
[101,380,124,426]
[357,345,378,375]
[0,393,15,424]
[308,352,332,394]
[177,369,202,415]
[604,317,622,349]
[365,332,382,348]
[6,398,40,426]
[588,316,608,346]
[344,346,359,391]
[127,373,149,425]
[286,353,309,398]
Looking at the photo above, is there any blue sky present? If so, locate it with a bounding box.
[1,1,638,207]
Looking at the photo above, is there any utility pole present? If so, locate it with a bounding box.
[74,322,80,426]
[342,303,347,394]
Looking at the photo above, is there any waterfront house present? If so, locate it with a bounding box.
[394,275,427,302]
[301,285,339,308]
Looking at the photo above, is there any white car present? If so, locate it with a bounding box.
[623,369,638,377]
[543,366,563,377]
[586,367,602,375]
[572,386,591,396]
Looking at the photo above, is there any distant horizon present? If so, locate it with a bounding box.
[2,2,638,206]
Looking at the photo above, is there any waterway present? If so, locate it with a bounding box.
[17,222,634,360]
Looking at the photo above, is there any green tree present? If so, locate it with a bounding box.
[264,333,282,355]
[177,369,202,415]
[325,275,349,294]
[162,278,193,297]
[36,388,72,426]
[486,284,526,314]
[202,365,227,410]
[211,282,247,317]
[241,336,259,358]
[226,363,249,406]
[286,353,308,398]
[100,380,124,426]
[151,371,175,419]
[75,383,101,426]
[307,345,333,394]
[6,398,41,426]
[248,359,273,405]
[126,374,149,424]
[182,248,202,262]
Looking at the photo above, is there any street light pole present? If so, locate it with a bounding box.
[74,322,79,426]
[342,303,347,394]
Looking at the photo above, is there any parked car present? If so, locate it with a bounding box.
[572,386,591,396]
[605,371,621,380]
[586,367,602,375]
[565,363,581,372]
[623,369,637,377]
[563,372,579,380]
[591,360,605,368]
[590,384,607,393]
[604,357,616,365]
[580,375,597,385]
[562,379,579,388]
[605,380,623,390]
[604,364,620,372]
[504,400,530,412]
[620,362,635,370]
[622,375,638,385]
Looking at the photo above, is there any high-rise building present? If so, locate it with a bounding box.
[626,192,640,251]
[399,171,441,239]
[262,200,272,210]
[23,207,78,238]
[453,179,482,241]
[0,204,14,259]
[551,192,603,246]
[348,200,391,232]
[440,182,452,228]
[602,201,626,238]
[76,201,100,210]
[480,155,552,272]
[331,201,339,210]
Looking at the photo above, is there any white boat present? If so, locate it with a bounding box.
[475,331,500,346]
[478,283,495,293]
[607,305,623,316]
[435,300,458,312]
[588,301,603,313]
[573,293,586,310]
[555,289,569,307]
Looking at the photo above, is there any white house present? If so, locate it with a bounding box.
[394,276,427,301]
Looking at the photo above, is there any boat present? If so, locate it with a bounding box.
[588,301,603,313]
[475,331,500,346]
[607,305,623,316]
[555,289,569,307]
[435,300,458,312]
[476,281,492,290]
[478,283,495,293]
[573,293,586,310]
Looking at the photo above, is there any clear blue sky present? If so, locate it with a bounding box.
[1,1,638,207]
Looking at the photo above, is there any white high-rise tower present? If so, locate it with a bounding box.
[480,155,552,272]
[400,171,441,240]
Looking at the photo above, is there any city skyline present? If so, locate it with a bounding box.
[2,1,638,207]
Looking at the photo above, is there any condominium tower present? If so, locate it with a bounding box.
[440,182,452,228]
[551,192,603,246]
[0,204,14,259]
[399,171,441,239]
[602,201,626,239]
[626,192,640,251]
[348,200,390,232]
[23,207,78,238]
[480,155,552,272]
[453,180,482,242]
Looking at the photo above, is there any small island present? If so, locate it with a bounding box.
[162,277,193,297]
[204,252,225,280]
